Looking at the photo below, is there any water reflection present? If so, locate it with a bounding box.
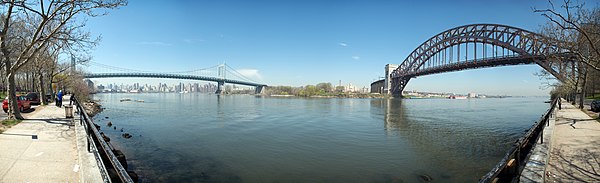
[373,98,543,181]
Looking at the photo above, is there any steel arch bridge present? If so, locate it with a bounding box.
[391,24,575,96]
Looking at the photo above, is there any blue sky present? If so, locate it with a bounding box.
[83,0,566,96]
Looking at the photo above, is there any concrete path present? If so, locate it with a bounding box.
[545,100,600,182]
[0,97,102,182]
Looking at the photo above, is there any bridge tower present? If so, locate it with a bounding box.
[255,86,264,94]
[70,56,76,74]
[215,64,226,94]
[384,64,398,94]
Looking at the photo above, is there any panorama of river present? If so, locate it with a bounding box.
[92,93,549,182]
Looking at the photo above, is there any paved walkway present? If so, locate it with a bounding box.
[545,100,600,182]
[0,97,102,182]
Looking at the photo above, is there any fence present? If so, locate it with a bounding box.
[73,97,134,183]
[479,98,558,183]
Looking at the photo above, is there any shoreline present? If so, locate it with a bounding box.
[82,100,103,117]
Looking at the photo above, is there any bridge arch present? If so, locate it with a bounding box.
[391,24,573,96]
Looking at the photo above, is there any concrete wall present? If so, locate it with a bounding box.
[384,64,398,94]
[370,79,384,94]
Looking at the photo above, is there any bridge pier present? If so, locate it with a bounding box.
[390,77,407,98]
[215,81,224,95]
[255,86,264,94]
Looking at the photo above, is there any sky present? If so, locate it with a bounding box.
[80,0,575,96]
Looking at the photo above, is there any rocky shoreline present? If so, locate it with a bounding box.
[82,100,103,117]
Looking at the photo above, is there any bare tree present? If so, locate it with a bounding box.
[0,0,126,119]
[535,0,600,108]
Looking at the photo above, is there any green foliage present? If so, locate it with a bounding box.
[587,94,600,100]
[265,82,373,97]
[2,119,21,126]
[316,83,333,93]
[335,86,345,93]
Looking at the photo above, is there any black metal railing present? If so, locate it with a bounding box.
[479,98,558,183]
[73,97,134,183]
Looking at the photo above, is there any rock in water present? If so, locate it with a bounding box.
[418,174,432,182]
[122,133,132,139]
[107,122,112,127]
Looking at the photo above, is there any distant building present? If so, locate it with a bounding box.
[97,84,105,91]
[468,92,477,98]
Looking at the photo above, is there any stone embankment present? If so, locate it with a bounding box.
[83,100,103,117]
[83,99,139,181]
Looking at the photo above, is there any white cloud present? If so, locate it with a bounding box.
[136,41,172,46]
[339,42,348,47]
[236,69,263,81]
[352,56,360,60]
[183,39,205,43]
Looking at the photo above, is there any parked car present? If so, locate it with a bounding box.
[26,92,40,105]
[592,100,600,112]
[3,95,31,113]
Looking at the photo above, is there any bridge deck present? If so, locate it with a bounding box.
[84,73,267,87]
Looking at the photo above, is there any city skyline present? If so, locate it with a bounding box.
[82,1,572,96]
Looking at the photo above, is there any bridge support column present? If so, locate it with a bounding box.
[390,77,407,98]
[215,81,224,95]
[255,86,264,94]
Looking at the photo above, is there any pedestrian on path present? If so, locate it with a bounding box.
[57,90,63,107]
[69,94,74,105]
[558,98,561,110]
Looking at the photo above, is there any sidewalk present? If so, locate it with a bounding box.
[545,100,600,182]
[0,97,102,182]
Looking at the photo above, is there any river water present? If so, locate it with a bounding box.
[92,93,549,182]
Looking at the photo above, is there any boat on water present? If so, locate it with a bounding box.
[120,98,132,102]
[448,95,467,99]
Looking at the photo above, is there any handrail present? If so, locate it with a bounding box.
[73,97,134,183]
[479,98,558,183]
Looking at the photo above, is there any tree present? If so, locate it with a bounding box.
[335,86,345,93]
[0,0,126,119]
[316,82,333,93]
[535,0,600,108]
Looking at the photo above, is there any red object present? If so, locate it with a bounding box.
[3,95,32,113]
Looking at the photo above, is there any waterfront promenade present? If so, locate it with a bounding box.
[0,97,102,182]
[545,100,600,182]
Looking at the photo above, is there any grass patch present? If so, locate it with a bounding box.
[0,119,22,133]
[587,94,600,100]
[2,119,21,126]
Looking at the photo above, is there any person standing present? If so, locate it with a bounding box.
[57,90,63,107]
[69,94,74,105]
[558,97,562,110]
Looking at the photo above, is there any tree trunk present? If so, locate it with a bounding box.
[5,62,23,120]
[580,69,588,109]
[39,73,47,105]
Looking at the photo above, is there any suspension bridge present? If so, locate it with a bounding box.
[386,23,576,96]
[82,62,267,94]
